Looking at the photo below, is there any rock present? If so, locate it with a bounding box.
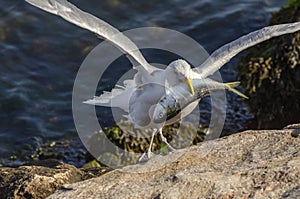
[0,159,110,199]
[237,3,300,129]
[47,124,300,199]
[0,160,84,199]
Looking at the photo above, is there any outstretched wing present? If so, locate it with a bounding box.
[194,22,300,78]
[25,0,157,76]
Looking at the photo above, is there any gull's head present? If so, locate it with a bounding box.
[168,59,194,95]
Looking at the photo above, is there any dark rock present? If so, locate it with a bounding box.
[237,3,300,129]
[284,123,300,138]
[47,124,300,199]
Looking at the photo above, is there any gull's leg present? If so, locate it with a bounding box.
[147,128,156,156]
[159,128,175,152]
[139,128,157,162]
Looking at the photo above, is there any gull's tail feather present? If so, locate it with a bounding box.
[83,86,134,112]
[84,88,123,104]
[225,82,248,99]
[83,76,137,112]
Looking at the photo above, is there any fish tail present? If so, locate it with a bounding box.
[225,82,248,99]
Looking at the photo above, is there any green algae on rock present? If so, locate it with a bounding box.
[285,0,300,8]
[85,121,206,167]
[237,3,300,129]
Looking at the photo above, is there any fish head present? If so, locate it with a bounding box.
[153,103,167,124]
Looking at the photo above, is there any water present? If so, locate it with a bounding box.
[0,0,288,166]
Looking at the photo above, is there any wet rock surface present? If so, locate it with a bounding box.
[46,124,300,199]
[237,3,300,129]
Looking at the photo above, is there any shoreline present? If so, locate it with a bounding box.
[1,123,299,198]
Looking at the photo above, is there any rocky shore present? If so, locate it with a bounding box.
[0,124,299,199]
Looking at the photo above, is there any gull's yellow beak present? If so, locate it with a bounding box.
[186,78,195,95]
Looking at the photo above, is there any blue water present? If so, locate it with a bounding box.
[0,0,288,166]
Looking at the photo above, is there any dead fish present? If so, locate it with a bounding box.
[153,78,247,124]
